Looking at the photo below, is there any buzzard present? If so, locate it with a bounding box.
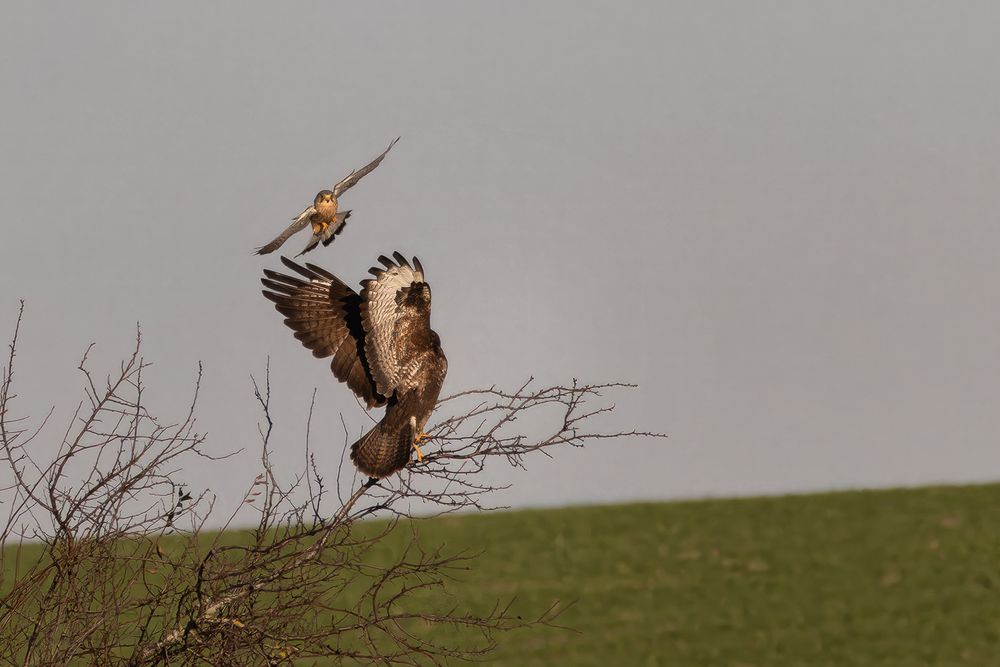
[261,252,448,478]
[254,137,400,256]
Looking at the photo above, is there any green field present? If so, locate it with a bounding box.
[368,483,1000,666]
[6,483,1000,665]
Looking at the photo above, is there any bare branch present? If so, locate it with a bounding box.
[0,306,665,666]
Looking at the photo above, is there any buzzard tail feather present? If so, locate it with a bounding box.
[350,413,413,478]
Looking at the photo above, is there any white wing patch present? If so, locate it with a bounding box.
[360,253,424,398]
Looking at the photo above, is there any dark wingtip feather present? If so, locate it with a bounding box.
[413,257,423,275]
[377,255,395,269]
[263,268,296,283]
[280,256,313,278]
[304,262,336,280]
[392,251,410,269]
[261,276,302,294]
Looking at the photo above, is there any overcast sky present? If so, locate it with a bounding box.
[2,3,999,521]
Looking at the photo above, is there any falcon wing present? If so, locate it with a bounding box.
[261,257,386,408]
[358,251,427,398]
[255,206,313,255]
[332,137,400,198]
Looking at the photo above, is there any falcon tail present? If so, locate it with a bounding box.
[350,416,413,479]
[297,210,352,257]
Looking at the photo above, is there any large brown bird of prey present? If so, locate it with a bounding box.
[261,252,448,478]
[255,137,400,256]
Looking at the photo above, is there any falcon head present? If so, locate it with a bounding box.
[314,190,336,206]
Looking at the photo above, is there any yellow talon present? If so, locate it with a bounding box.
[412,432,431,462]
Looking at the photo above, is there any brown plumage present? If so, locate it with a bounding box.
[261,252,447,478]
[254,137,399,256]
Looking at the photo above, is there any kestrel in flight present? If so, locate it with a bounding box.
[261,253,448,478]
[254,137,400,256]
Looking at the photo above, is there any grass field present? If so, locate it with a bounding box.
[6,483,1000,665]
[366,483,1000,666]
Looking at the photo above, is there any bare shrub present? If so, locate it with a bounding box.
[0,303,663,665]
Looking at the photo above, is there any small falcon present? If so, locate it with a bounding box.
[261,252,448,479]
[254,137,399,256]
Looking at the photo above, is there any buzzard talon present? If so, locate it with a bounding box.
[412,433,431,462]
[254,137,399,256]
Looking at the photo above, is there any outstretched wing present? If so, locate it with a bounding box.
[358,251,428,398]
[261,257,385,408]
[361,252,430,396]
[255,206,313,255]
[332,137,400,198]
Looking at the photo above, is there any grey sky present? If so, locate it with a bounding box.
[2,3,999,520]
